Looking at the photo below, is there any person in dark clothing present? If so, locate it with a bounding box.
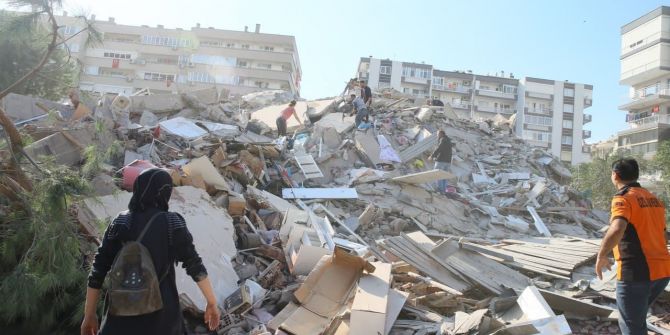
[360,80,372,122]
[81,169,220,335]
[427,99,444,107]
[429,130,453,194]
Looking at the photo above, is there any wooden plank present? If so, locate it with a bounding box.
[281,188,358,199]
[527,206,551,237]
[501,245,591,263]
[392,169,456,185]
[479,246,577,271]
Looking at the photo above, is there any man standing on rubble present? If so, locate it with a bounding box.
[349,94,369,128]
[360,80,372,108]
[595,158,670,335]
[276,100,302,137]
[429,130,453,194]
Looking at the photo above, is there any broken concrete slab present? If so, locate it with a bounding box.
[131,93,185,113]
[354,130,382,166]
[187,86,219,105]
[399,133,437,163]
[282,188,358,199]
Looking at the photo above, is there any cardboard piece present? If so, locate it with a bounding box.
[385,289,409,335]
[183,156,229,192]
[350,262,392,335]
[271,248,374,335]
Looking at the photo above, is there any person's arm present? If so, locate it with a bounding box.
[81,288,101,335]
[430,139,442,159]
[595,218,628,279]
[171,213,220,331]
[81,219,124,335]
[196,277,220,331]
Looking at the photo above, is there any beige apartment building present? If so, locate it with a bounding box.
[616,6,670,159]
[357,57,593,165]
[54,12,302,97]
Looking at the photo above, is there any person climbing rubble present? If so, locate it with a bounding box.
[276,100,302,136]
[429,130,453,194]
[349,94,369,128]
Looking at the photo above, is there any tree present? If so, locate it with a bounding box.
[0,11,77,101]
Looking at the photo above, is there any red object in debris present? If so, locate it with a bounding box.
[152,126,161,138]
[112,58,120,68]
[122,160,157,191]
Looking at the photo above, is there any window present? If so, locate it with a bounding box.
[191,54,236,66]
[524,130,551,142]
[380,65,391,75]
[525,115,552,126]
[254,81,269,88]
[480,85,490,90]
[433,77,444,86]
[141,35,190,48]
[103,52,131,59]
[564,88,574,97]
[60,25,79,36]
[237,60,248,67]
[241,44,250,49]
[563,104,574,113]
[561,135,573,145]
[562,120,573,129]
[503,85,517,94]
[262,46,274,51]
[144,72,175,82]
[226,43,235,48]
[257,63,272,70]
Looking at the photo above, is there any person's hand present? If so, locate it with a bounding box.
[80,314,98,335]
[204,302,221,331]
[595,256,612,280]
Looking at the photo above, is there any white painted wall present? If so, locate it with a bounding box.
[368,58,381,90]
[390,61,403,91]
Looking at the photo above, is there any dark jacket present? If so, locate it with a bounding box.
[431,136,453,162]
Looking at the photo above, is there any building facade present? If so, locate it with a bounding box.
[54,13,302,97]
[617,6,670,159]
[357,57,593,165]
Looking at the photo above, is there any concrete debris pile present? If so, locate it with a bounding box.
[7,86,669,335]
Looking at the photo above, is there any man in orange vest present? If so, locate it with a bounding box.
[596,158,670,335]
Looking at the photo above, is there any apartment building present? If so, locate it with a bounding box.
[616,6,670,159]
[53,12,301,97]
[356,57,593,165]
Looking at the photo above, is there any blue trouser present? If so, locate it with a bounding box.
[616,277,670,335]
[434,161,450,193]
[355,108,368,127]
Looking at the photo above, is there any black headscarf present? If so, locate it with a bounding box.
[128,168,173,212]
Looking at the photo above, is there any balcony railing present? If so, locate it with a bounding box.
[582,145,592,153]
[583,130,592,138]
[628,114,670,128]
[477,89,516,100]
[621,60,662,81]
[621,31,670,54]
[583,114,592,123]
[584,97,592,107]
[478,106,515,114]
[432,84,471,94]
[525,107,553,115]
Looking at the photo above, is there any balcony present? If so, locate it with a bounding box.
[584,97,592,107]
[583,113,592,124]
[432,84,471,94]
[582,145,592,153]
[625,114,670,131]
[525,107,553,115]
[527,91,553,100]
[618,88,670,111]
[477,89,516,100]
[448,102,471,110]
[583,130,592,139]
[477,105,516,114]
[620,59,670,86]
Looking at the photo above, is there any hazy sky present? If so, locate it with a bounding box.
[2,0,665,142]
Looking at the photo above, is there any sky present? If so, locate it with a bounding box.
[1,0,665,143]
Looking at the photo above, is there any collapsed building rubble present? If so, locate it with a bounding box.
[6,85,670,335]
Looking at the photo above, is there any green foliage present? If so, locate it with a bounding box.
[652,140,670,195]
[571,151,649,210]
[0,165,93,334]
[0,11,78,100]
[81,140,124,179]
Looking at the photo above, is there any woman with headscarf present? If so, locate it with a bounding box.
[80,168,220,335]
